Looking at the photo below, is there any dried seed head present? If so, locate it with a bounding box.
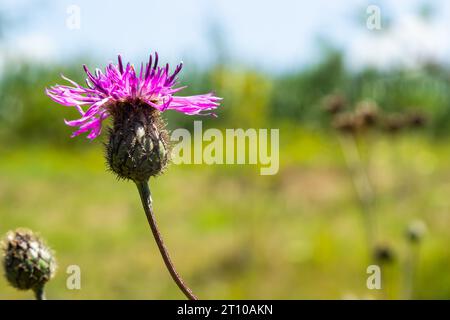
[332,112,359,134]
[355,100,379,128]
[373,243,395,264]
[2,229,56,292]
[405,111,427,129]
[106,102,170,182]
[406,220,427,244]
[382,113,406,134]
[323,94,346,115]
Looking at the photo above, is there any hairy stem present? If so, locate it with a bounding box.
[135,180,198,300]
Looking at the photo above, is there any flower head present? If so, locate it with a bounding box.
[46,53,222,140]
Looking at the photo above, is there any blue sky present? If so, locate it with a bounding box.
[2,0,450,71]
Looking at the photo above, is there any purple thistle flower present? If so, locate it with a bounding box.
[46,54,221,300]
[46,53,222,140]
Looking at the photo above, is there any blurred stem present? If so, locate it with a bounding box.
[338,134,376,253]
[390,135,413,196]
[33,285,46,300]
[357,131,376,174]
[380,262,391,300]
[135,180,198,300]
[403,243,419,299]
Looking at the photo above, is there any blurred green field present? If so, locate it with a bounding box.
[1,127,449,299]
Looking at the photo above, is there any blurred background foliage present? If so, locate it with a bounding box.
[1,47,450,143]
[0,2,449,300]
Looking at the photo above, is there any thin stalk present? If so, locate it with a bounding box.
[33,285,46,300]
[403,243,419,299]
[135,180,198,300]
[338,134,376,252]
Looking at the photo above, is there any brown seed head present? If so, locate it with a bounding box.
[332,112,359,134]
[355,100,379,128]
[405,110,427,129]
[322,94,347,115]
[382,113,406,134]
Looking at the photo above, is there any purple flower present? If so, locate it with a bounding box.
[46,53,222,140]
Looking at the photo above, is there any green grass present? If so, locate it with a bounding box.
[0,129,449,299]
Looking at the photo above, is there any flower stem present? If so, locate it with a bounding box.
[135,180,198,300]
[33,285,46,300]
[338,134,376,253]
[403,243,419,299]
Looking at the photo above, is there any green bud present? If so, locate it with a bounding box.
[2,229,56,296]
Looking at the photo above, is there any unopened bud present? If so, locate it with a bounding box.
[406,220,427,244]
[373,243,395,264]
[2,229,56,295]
